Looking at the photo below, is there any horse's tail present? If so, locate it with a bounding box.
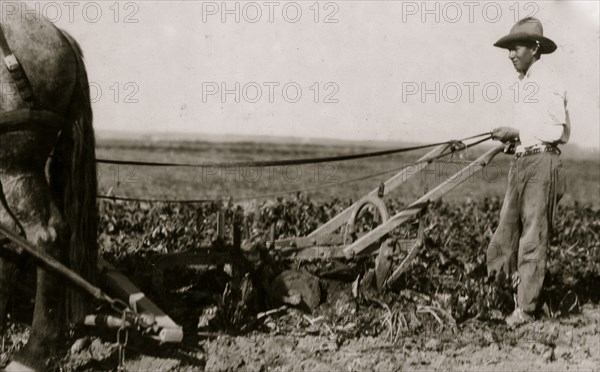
[48,29,98,323]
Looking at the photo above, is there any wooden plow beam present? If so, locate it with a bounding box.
[98,258,184,343]
[275,144,504,290]
[0,221,183,343]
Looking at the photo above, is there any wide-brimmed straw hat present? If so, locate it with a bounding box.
[494,17,557,54]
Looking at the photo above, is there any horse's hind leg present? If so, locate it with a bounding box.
[0,222,23,330]
[0,244,23,328]
[0,184,28,330]
[1,171,69,371]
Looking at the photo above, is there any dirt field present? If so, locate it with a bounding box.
[201,305,600,372]
[3,302,599,371]
[83,302,599,371]
[1,138,599,371]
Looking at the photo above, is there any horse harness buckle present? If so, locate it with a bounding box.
[4,53,19,71]
[0,23,66,130]
[1,24,35,108]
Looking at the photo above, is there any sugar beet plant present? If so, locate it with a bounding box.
[98,194,600,325]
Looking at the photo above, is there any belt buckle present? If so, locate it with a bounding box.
[4,54,19,72]
[514,145,525,158]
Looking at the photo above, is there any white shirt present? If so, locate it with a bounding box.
[514,59,571,148]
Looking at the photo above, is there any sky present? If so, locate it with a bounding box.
[6,0,599,148]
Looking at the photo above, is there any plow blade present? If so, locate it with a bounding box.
[375,239,394,289]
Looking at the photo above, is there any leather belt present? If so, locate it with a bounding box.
[515,144,561,158]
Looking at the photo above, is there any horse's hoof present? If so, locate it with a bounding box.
[4,360,36,372]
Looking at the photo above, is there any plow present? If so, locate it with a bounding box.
[1,135,507,367]
[274,142,505,290]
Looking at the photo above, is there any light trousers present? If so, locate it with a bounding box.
[487,151,565,312]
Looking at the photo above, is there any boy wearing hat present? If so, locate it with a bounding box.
[487,17,570,326]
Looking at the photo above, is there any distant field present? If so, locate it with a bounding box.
[96,138,600,209]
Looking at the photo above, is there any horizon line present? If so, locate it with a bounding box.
[95,129,600,152]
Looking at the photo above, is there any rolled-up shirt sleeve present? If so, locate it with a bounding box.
[546,88,570,143]
[539,79,569,143]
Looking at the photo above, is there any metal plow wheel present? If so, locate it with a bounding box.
[343,195,389,246]
[343,195,393,289]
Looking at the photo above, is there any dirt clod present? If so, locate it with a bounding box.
[271,270,321,313]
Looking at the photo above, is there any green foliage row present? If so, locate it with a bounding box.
[99,195,600,323]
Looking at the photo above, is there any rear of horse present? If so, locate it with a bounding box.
[0,9,97,370]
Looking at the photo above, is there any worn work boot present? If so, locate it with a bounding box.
[506,308,534,327]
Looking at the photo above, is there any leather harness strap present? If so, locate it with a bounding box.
[0,108,65,133]
[0,23,65,132]
[0,23,34,108]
